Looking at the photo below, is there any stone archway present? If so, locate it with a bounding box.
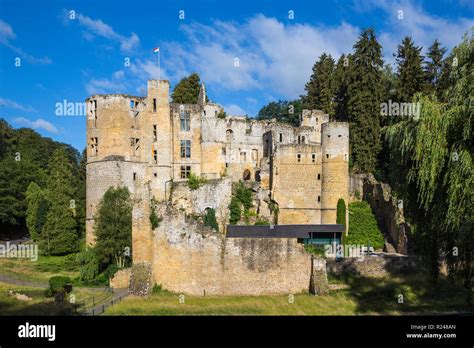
[243,169,251,181]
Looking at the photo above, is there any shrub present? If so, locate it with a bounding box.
[187,172,207,190]
[344,201,384,249]
[304,244,327,258]
[235,182,252,210]
[336,198,346,230]
[229,197,241,225]
[217,110,227,119]
[254,218,270,225]
[48,276,72,296]
[76,248,99,282]
[149,198,162,230]
[104,264,119,279]
[203,208,219,232]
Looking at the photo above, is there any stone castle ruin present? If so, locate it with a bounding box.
[86,80,349,295]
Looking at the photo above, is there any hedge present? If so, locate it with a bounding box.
[344,201,385,250]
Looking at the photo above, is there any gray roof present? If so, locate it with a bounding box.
[226,224,344,238]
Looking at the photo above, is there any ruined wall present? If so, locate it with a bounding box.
[171,178,232,231]
[272,144,322,224]
[151,204,312,296]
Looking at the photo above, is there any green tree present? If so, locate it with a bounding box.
[40,148,78,255]
[423,39,447,95]
[333,54,352,122]
[171,73,208,104]
[25,182,48,241]
[94,186,132,269]
[228,197,241,225]
[348,28,384,173]
[395,37,425,102]
[257,99,302,127]
[75,148,87,240]
[384,29,473,301]
[336,198,346,232]
[303,53,336,117]
[203,208,219,232]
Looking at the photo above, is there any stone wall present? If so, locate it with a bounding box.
[326,255,417,278]
[150,204,312,296]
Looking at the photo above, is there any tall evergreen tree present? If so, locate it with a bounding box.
[302,53,336,117]
[76,148,87,240]
[40,148,78,255]
[25,182,48,241]
[395,37,425,102]
[333,54,352,122]
[257,99,302,126]
[171,73,208,104]
[348,28,384,173]
[424,39,447,95]
[94,186,132,269]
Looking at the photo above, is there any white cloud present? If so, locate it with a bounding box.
[13,117,59,134]
[71,11,140,53]
[0,98,36,112]
[163,15,359,99]
[223,104,247,116]
[0,19,52,64]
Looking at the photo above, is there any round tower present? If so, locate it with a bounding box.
[320,122,349,224]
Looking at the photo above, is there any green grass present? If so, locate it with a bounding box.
[105,273,472,316]
[0,254,80,283]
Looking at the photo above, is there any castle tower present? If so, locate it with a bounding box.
[320,122,349,224]
[301,110,329,143]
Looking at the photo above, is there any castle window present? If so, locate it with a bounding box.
[226,129,233,142]
[240,152,247,162]
[180,165,191,179]
[222,147,226,156]
[153,98,157,112]
[204,110,206,116]
[180,140,191,158]
[91,137,98,156]
[302,136,305,143]
[154,173,158,178]
[318,173,321,180]
[326,154,329,159]
[153,149,158,164]
[279,133,283,142]
[298,136,301,144]
[297,153,301,162]
[327,135,331,138]
[153,125,157,142]
[318,196,321,202]
[312,153,316,162]
[133,172,137,181]
[338,134,342,138]
[243,169,251,181]
[252,149,258,162]
[180,110,190,131]
[131,138,140,156]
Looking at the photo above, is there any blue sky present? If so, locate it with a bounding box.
[0,0,472,151]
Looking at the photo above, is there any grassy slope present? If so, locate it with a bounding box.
[105,274,472,316]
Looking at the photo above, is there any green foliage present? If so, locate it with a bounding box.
[304,244,327,258]
[254,218,270,225]
[149,198,162,229]
[94,186,132,270]
[187,172,207,190]
[395,37,425,103]
[336,198,346,230]
[228,197,241,225]
[348,28,384,173]
[354,190,361,200]
[25,182,48,241]
[344,201,384,249]
[234,182,252,211]
[423,39,447,96]
[40,148,79,255]
[203,208,219,232]
[217,110,227,119]
[303,53,336,117]
[171,73,208,104]
[48,276,72,295]
[333,54,353,122]
[257,99,302,126]
[76,248,99,282]
[0,119,80,238]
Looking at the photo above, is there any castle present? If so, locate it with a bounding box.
[85,80,350,295]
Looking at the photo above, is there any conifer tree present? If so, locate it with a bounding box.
[40,148,78,255]
[395,37,425,102]
[171,73,208,104]
[333,54,352,122]
[25,181,48,241]
[303,53,336,117]
[348,28,384,173]
[424,39,447,95]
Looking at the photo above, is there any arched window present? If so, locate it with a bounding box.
[226,129,233,142]
[243,169,251,181]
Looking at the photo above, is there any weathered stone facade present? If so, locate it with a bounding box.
[86,79,349,295]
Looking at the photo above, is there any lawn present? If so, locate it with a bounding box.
[0,254,80,283]
[105,273,472,316]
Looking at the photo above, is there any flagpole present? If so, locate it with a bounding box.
[158,49,161,81]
